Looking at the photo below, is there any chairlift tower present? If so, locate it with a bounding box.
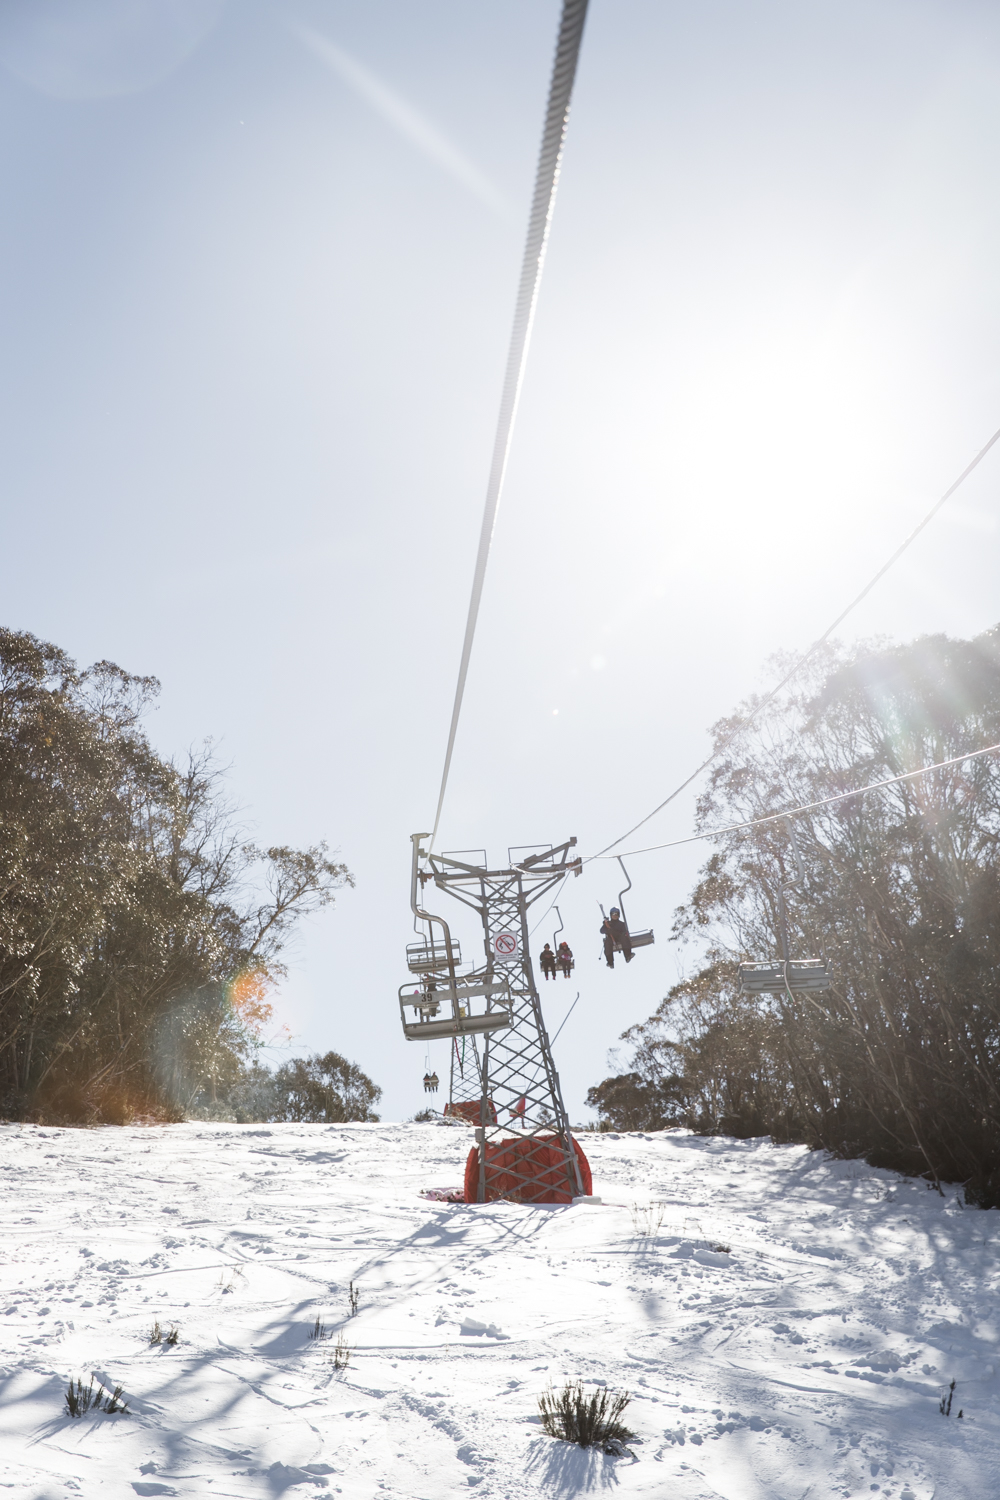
[448,1032,483,1118]
[401,833,586,1201]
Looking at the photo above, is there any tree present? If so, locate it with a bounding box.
[0,628,356,1122]
[588,627,1000,1203]
[271,1052,381,1123]
[584,1070,685,1132]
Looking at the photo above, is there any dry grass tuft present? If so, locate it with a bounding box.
[65,1376,129,1417]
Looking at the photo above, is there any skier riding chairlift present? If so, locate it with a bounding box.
[601,907,633,968]
[557,940,574,977]
[539,943,557,980]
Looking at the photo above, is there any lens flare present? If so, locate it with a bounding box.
[227,969,274,1039]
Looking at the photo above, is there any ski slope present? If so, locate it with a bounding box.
[1,1121,998,1498]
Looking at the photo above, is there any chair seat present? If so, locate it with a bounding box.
[402,1011,512,1041]
[739,960,831,994]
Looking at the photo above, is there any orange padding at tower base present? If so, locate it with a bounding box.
[444,1099,498,1126]
[464,1135,593,1204]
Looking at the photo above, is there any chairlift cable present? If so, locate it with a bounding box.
[529,873,568,937]
[550,991,580,1047]
[589,739,1000,861]
[592,422,1000,860]
[429,0,590,848]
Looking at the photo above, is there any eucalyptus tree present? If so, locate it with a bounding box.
[0,629,352,1121]
[588,628,1000,1203]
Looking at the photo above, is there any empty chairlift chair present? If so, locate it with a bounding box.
[738,958,831,994]
[398,833,513,1043]
[738,819,831,996]
[407,938,462,975]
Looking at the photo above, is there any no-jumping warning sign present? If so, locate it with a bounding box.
[493,931,520,960]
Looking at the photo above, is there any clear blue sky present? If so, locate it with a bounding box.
[3,0,1000,1120]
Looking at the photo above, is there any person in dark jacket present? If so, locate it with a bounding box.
[539,943,557,980]
[601,907,633,968]
[557,940,574,977]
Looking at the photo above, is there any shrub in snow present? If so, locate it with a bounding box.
[538,1382,634,1452]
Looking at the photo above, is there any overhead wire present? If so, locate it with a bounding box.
[593,423,1000,860]
[589,740,1000,861]
[429,0,590,848]
[529,874,568,937]
[549,991,580,1047]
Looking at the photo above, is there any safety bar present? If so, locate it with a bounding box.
[410,833,460,990]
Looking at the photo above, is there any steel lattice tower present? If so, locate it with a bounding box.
[411,837,584,1202]
[448,1033,482,1115]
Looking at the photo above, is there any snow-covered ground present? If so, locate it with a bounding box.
[1,1122,998,1499]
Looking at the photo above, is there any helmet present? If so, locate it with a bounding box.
[610,907,620,917]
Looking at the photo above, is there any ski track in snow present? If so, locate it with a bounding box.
[1,1123,998,1498]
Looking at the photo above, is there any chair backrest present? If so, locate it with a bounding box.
[407,939,462,974]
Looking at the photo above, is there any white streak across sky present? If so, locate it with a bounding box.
[294,25,507,217]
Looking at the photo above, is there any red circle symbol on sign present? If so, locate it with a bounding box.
[494,932,518,956]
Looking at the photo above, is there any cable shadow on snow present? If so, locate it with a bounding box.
[24,1322,323,1480]
[347,1199,569,1290]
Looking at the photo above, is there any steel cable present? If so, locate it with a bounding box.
[589,740,1000,861]
[593,423,1000,859]
[430,0,590,847]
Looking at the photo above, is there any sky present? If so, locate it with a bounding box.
[3,0,1000,1121]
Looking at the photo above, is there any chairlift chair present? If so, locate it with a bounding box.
[407,939,462,975]
[738,819,831,996]
[602,857,654,952]
[739,959,831,994]
[552,906,575,975]
[398,972,513,1042]
[399,834,514,1042]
